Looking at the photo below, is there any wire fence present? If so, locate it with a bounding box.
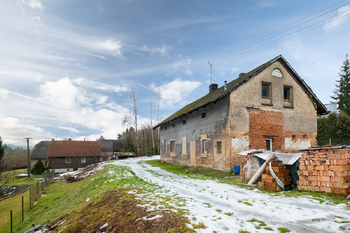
[5,169,55,233]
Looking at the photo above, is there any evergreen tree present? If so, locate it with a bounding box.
[0,140,4,163]
[31,159,45,175]
[332,54,350,115]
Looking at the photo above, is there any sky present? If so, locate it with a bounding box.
[0,0,350,146]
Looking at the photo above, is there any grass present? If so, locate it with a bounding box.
[278,227,291,233]
[146,160,242,185]
[1,164,194,232]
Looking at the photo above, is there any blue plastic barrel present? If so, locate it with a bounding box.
[234,166,240,175]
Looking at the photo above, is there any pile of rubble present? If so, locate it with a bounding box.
[297,148,350,195]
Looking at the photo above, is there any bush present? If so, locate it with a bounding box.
[31,159,45,175]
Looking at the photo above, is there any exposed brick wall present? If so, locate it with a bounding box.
[248,109,284,150]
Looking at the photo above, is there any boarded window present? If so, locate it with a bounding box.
[217,141,222,154]
[262,82,271,98]
[65,157,71,164]
[182,137,186,156]
[81,157,86,163]
[202,140,207,153]
[170,140,175,153]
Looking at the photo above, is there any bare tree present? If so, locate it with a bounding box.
[123,88,139,155]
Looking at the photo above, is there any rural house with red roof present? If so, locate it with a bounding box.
[154,55,327,172]
[47,139,102,173]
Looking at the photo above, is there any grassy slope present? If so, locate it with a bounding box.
[146,160,350,206]
[1,164,193,232]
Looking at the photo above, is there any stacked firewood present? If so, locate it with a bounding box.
[297,148,350,195]
[258,160,291,191]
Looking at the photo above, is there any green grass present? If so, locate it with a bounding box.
[1,165,156,232]
[146,160,242,185]
[278,227,291,233]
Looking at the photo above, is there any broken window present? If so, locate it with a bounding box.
[202,140,207,153]
[201,112,206,119]
[262,82,271,98]
[265,138,272,151]
[217,141,222,154]
[81,157,86,163]
[65,157,71,164]
[284,86,292,101]
[170,140,175,153]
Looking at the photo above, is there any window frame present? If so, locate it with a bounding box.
[216,141,222,154]
[170,140,175,153]
[265,138,272,151]
[201,112,206,119]
[284,86,292,102]
[81,157,86,163]
[65,157,71,164]
[261,82,271,98]
[202,140,207,153]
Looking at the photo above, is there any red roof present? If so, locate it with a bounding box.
[47,140,101,157]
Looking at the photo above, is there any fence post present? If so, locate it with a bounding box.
[29,188,31,209]
[36,182,39,196]
[22,196,24,222]
[10,210,12,233]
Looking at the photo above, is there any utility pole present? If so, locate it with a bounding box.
[23,137,32,179]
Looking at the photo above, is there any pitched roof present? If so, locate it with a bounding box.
[31,141,50,159]
[154,55,327,129]
[47,140,101,157]
[98,139,124,152]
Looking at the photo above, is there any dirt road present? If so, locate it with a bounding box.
[111,156,350,233]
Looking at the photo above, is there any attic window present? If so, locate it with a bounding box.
[272,68,283,78]
[183,120,186,125]
[284,86,292,101]
[164,126,167,130]
[201,112,206,119]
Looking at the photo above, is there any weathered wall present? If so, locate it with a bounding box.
[160,96,230,171]
[228,60,317,165]
[49,156,101,169]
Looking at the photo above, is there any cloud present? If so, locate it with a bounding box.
[72,78,128,93]
[0,114,53,145]
[0,88,9,100]
[140,44,172,56]
[150,78,201,107]
[0,70,43,82]
[19,0,44,11]
[185,70,192,76]
[324,5,350,31]
[172,55,191,69]
[58,126,81,134]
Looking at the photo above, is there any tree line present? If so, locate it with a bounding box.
[317,54,350,146]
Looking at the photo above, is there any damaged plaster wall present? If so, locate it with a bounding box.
[228,60,318,165]
[160,96,230,171]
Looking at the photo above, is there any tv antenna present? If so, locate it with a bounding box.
[208,61,213,84]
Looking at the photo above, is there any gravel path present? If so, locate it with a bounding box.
[111,156,350,233]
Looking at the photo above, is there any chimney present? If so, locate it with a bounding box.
[209,83,218,93]
[224,81,227,90]
[239,73,246,77]
[69,138,72,141]
[52,139,54,141]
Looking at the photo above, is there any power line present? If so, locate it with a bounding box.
[171,1,349,78]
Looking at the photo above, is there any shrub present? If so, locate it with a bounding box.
[31,159,45,175]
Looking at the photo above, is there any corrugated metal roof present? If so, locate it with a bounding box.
[47,140,101,157]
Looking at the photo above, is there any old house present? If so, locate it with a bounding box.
[48,139,102,173]
[31,141,50,167]
[154,55,327,172]
[98,138,124,160]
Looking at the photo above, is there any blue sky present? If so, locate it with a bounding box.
[0,0,349,146]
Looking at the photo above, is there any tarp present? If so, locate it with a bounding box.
[239,150,302,165]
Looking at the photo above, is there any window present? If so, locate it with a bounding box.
[183,120,186,125]
[265,139,272,151]
[201,112,206,119]
[164,139,167,153]
[164,126,167,130]
[170,140,175,153]
[217,141,222,154]
[65,157,71,163]
[81,157,86,163]
[262,82,271,98]
[202,140,207,153]
[284,86,292,101]
[173,124,175,127]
